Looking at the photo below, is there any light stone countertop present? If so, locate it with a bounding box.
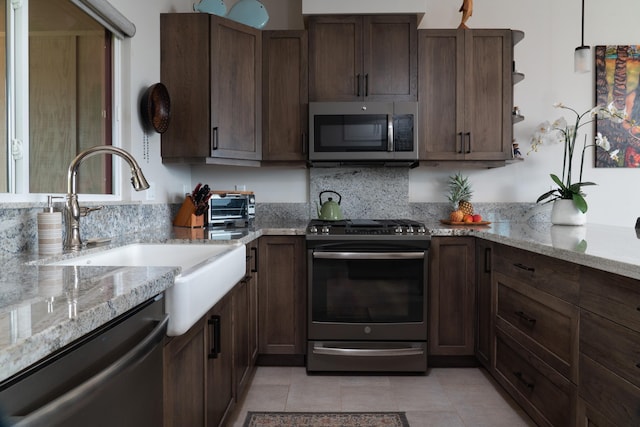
[0,220,638,383]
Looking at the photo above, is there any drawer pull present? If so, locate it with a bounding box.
[515,311,537,325]
[513,371,535,390]
[514,263,535,272]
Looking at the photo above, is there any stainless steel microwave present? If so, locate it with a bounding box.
[308,101,418,166]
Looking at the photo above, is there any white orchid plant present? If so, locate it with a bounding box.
[529,102,628,213]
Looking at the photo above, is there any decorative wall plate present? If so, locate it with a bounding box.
[193,0,227,16]
[226,0,269,29]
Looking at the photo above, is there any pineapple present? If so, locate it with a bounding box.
[447,172,474,215]
[458,200,474,216]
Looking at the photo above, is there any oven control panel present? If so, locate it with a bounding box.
[306,219,429,239]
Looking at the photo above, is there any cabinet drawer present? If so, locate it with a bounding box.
[580,266,640,333]
[495,328,576,427]
[580,309,640,389]
[577,397,618,427]
[493,245,579,303]
[495,272,579,382]
[579,354,640,427]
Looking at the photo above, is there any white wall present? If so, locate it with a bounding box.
[112,0,640,226]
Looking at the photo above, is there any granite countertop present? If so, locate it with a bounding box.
[426,221,640,281]
[1,220,639,383]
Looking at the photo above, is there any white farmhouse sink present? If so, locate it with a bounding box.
[50,243,247,336]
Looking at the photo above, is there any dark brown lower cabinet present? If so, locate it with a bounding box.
[258,236,306,364]
[164,240,259,427]
[475,239,492,369]
[428,236,476,357]
[576,397,618,427]
[163,292,234,427]
[206,293,234,427]
[234,240,259,398]
[494,328,576,427]
[579,354,640,427]
[163,315,206,427]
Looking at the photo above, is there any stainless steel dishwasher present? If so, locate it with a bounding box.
[0,293,168,427]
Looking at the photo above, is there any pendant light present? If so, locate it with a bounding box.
[574,0,591,73]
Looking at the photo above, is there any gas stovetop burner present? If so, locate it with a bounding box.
[306,219,429,239]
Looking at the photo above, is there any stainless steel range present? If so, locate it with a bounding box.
[306,219,430,373]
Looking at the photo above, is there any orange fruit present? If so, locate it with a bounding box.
[450,210,464,222]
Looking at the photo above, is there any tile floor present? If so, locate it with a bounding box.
[227,366,537,427]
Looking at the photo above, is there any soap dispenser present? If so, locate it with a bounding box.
[38,196,63,255]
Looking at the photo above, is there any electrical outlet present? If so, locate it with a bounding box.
[146,182,155,201]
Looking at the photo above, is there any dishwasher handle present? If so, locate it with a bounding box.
[14,314,169,427]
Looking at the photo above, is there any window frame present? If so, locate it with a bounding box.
[0,0,133,202]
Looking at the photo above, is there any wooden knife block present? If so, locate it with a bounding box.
[173,197,204,228]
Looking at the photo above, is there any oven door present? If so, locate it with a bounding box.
[308,245,428,341]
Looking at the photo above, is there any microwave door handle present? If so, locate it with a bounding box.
[387,115,394,152]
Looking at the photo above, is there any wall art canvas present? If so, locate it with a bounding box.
[595,45,640,167]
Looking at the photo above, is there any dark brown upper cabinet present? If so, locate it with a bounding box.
[308,15,417,102]
[262,30,309,163]
[160,14,262,166]
[418,29,519,164]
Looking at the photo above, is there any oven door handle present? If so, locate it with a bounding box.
[313,344,424,357]
[313,251,425,260]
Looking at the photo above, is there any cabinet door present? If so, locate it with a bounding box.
[262,30,308,162]
[210,17,262,161]
[577,397,618,427]
[463,30,513,160]
[160,14,261,163]
[309,15,417,102]
[163,321,206,427]
[418,29,513,161]
[417,29,464,160]
[258,236,306,359]
[362,15,417,101]
[233,241,258,399]
[429,236,476,356]
[247,241,259,365]
[233,278,251,399]
[160,13,211,159]
[206,294,234,427]
[308,15,362,101]
[475,239,493,369]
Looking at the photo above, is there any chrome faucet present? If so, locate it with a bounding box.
[64,146,150,250]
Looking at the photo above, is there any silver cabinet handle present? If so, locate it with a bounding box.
[313,344,424,357]
[313,251,425,260]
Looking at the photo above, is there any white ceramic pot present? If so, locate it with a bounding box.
[550,199,587,226]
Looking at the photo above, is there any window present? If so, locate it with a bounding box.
[1,0,134,195]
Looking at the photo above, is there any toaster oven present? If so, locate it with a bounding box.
[208,191,255,226]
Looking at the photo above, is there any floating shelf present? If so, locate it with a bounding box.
[513,72,525,85]
[512,30,524,46]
